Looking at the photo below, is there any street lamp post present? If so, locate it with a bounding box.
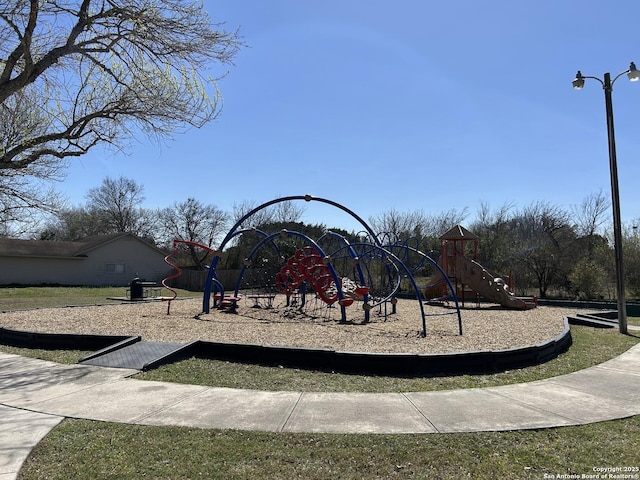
[572,62,640,335]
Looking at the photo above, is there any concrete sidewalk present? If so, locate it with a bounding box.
[2,343,640,479]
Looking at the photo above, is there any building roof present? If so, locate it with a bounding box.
[0,233,164,258]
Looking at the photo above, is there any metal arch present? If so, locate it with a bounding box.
[203,227,281,313]
[383,242,429,274]
[204,195,382,312]
[348,242,398,301]
[317,230,371,322]
[330,242,398,304]
[217,195,381,250]
[231,229,287,296]
[340,242,462,337]
[391,244,462,335]
[217,228,351,323]
[349,242,432,334]
[199,194,462,335]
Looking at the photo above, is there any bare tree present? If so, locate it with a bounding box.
[231,199,304,229]
[272,199,305,224]
[424,208,469,238]
[511,201,576,297]
[368,208,427,242]
[469,201,515,269]
[0,88,66,225]
[85,176,155,236]
[571,190,610,237]
[158,198,229,269]
[0,0,240,215]
[0,181,61,236]
[37,176,157,240]
[368,207,468,245]
[232,200,269,229]
[40,205,110,240]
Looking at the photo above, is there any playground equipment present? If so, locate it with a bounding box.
[424,225,537,310]
[161,199,542,340]
[162,239,223,314]
[162,195,463,337]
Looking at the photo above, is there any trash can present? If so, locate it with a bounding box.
[130,278,143,300]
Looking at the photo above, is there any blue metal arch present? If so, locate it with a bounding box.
[204,195,381,313]
[391,244,462,335]
[200,194,462,337]
[203,227,281,312]
[317,230,371,322]
[332,242,434,336]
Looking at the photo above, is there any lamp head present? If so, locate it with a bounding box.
[627,62,640,82]
[572,71,585,90]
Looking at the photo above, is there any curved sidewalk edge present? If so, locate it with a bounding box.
[1,343,639,478]
[0,405,62,480]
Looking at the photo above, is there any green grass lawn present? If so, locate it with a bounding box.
[17,416,640,480]
[0,285,200,310]
[2,288,640,479]
[137,324,639,392]
[628,315,640,326]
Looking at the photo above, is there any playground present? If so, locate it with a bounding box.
[160,195,538,336]
[0,196,575,374]
[0,297,568,355]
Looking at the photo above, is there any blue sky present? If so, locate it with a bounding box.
[61,1,640,233]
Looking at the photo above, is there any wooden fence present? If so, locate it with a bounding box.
[165,268,273,292]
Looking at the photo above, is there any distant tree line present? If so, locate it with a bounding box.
[368,192,640,301]
[12,176,640,302]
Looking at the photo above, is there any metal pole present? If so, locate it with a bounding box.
[602,72,628,334]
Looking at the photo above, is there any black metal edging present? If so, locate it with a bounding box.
[566,311,619,329]
[1,318,573,376]
[0,327,135,351]
[538,299,640,317]
[190,318,573,376]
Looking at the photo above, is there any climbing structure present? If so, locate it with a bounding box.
[164,195,462,337]
[277,247,341,305]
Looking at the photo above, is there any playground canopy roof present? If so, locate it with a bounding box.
[440,225,479,241]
